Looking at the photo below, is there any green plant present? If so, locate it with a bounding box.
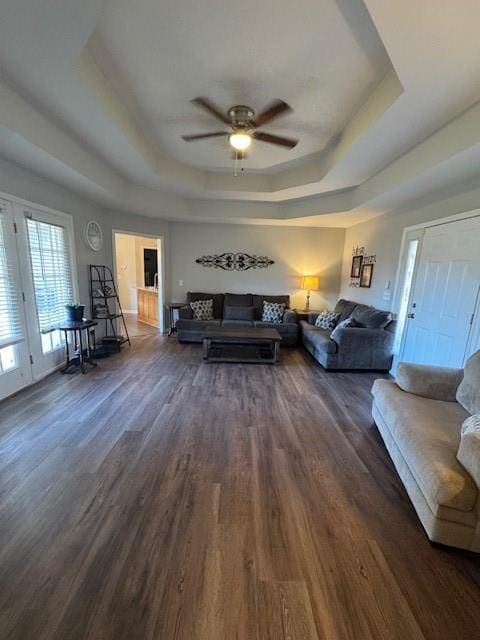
[65,302,83,309]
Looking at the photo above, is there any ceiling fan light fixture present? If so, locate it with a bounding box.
[229,130,251,151]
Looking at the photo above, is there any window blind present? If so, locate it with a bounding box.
[0,207,23,349]
[27,217,74,333]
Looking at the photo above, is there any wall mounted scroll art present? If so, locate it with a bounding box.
[195,252,274,271]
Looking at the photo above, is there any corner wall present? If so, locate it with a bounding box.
[0,155,170,321]
[339,183,480,310]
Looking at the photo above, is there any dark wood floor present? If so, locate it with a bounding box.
[0,335,479,639]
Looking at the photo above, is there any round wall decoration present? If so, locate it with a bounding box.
[84,220,103,251]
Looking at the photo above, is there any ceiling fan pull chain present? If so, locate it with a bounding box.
[234,150,238,177]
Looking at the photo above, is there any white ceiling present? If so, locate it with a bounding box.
[95,0,391,171]
[0,0,480,227]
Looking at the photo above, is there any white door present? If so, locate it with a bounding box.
[401,216,480,367]
[0,200,32,400]
[13,205,77,380]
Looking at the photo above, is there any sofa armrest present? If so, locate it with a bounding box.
[396,362,463,402]
[283,309,297,324]
[178,304,193,320]
[307,312,320,324]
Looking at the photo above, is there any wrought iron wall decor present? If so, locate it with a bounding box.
[195,252,274,271]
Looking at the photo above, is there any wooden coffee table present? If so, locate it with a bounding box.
[202,326,282,364]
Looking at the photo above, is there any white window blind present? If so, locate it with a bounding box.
[27,217,74,333]
[0,206,23,348]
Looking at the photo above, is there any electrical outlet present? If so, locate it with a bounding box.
[179,279,184,287]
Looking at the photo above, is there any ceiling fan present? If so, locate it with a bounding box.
[181,97,299,155]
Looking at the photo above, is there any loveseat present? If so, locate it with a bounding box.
[300,298,396,370]
[176,292,299,345]
[372,350,480,552]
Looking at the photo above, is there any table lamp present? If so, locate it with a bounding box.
[301,275,319,311]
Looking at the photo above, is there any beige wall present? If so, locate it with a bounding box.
[169,222,345,311]
[339,182,480,311]
[115,234,137,311]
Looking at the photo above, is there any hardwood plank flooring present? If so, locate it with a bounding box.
[0,335,479,639]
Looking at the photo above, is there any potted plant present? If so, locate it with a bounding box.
[65,302,85,322]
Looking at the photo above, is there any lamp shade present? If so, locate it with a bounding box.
[301,275,319,291]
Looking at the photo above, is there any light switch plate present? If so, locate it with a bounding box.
[179,279,184,287]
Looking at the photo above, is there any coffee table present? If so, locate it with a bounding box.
[202,326,282,364]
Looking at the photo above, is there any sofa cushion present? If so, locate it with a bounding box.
[252,294,290,320]
[351,304,392,329]
[301,322,337,354]
[190,299,214,320]
[330,317,358,340]
[457,415,480,488]
[187,292,224,319]
[334,299,358,322]
[456,349,480,414]
[224,305,254,321]
[254,321,298,335]
[224,293,253,308]
[283,309,297,324]
[396,363,464,402]
[222,319,254,328]
[372,379,476,512]
[176,319,221,331]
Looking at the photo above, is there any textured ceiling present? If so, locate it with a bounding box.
[95,0,391,170]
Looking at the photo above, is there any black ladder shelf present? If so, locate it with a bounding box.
[89,265,131,349]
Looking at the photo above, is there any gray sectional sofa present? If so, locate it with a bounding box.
[300,298,396,371]
[176,292,299,345]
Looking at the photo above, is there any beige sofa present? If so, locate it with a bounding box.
[372,350,480,552]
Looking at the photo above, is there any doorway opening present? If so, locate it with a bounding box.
[113,231,165,338]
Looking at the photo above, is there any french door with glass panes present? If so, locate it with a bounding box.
[0,198,78,400]
[13,204,77,381]
[0,199,32,400]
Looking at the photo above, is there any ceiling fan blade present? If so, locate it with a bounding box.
[251,99,292,128]
[191,97,230,125]
[252,131,298,148]
[182,131,228,141]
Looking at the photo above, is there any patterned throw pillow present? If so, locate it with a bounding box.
[262,301,285,323]
[315,310,340,330]
[330,317,357,339]
[190,298,214,320]
[461,414,480,436]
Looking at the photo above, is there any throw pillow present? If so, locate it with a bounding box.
[330,317,357,340]
[190,298,214,320]
[224,305,254,321]
[314,310,340,330]
[457,413,480,487]
[456,349,480,414]
[461,413,480,436]
[262,301,285,323]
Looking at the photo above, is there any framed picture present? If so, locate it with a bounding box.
[360,263,374,288]
[351,255,363,278]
